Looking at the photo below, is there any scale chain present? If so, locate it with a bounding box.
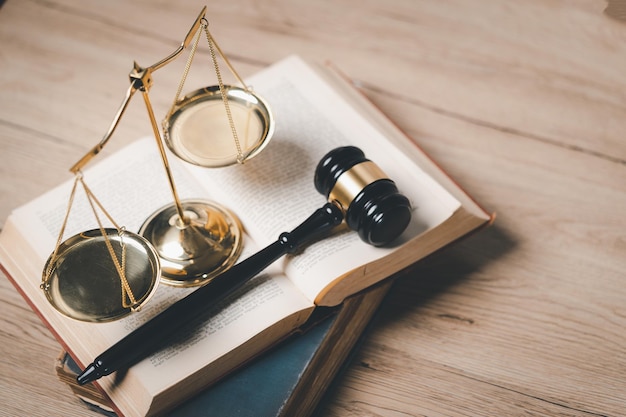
[42,173,138,309]
[162,19,245,163]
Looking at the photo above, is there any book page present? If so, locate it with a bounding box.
[4,137,312,375]
[186,55,461,302]
[131,270,311,392]
[12,139,199,263]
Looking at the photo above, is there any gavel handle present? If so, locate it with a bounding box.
[187,202,345,309]
[77,202,344,384]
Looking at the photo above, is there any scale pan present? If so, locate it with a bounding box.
[164,85,274,167]
[42,229,161,323]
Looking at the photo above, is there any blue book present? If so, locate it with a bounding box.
[56,282,391,417]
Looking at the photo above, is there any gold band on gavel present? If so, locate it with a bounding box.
[328,161,388,211]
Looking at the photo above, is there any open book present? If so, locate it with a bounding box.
[0,55,492,417]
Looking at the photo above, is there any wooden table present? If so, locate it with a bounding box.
[1,1,625,416]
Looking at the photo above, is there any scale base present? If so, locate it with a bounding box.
[139,199,243,287]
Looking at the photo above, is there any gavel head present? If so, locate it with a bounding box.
[314,146,412,247]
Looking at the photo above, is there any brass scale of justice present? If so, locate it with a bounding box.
[41,7,412,324]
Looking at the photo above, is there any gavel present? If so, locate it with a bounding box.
[77,146,412,384]
[315,145,412,246]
